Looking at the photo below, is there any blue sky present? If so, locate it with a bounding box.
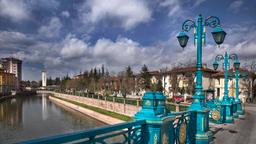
[0,0,255,80]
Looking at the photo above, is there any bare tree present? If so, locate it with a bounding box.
[241,62,256,102]
[169,72,179,95]
[185,73,196,95]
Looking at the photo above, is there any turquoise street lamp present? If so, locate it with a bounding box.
[213,52,239,123]
[177,14,226,143]
[228,72,238,118]
[211,26,226,45]
[235,70,248,118]
[177,31,189,48]
[232,60,240,118]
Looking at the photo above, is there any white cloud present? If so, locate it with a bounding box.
[81,0,152,30]
[93,38,142,66]
[0,31,31,43]
[193,0,207,7]
[38,17,62,38]
[61,11,70,18]
[45,57,62,67]
[229,0,243,13]
[0,0,29,21]
[90,37,172,71]
[60,34,89,59]
[1,22,256,81]
[158,0,206,21]
[33,0,59,9]
[159,0,181,17]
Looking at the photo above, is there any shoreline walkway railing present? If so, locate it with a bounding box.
[37,90,189,112]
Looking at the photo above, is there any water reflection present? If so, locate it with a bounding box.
[0,94,105,144]
[42,94,48,120]
[0,97,23,127]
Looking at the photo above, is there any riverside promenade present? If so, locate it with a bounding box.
[211,103,256,144]
[35,91,256,144]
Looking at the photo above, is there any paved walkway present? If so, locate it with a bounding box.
[211,103,256,144]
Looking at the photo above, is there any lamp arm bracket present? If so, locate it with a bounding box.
[215,55,224,62]
[204,16,220,28]
[182,19,196,32]
[229,54,238,60]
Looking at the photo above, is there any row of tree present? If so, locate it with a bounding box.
[43,64,200,97]
[47,64,166,96]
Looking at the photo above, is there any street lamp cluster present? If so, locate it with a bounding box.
[177,14,227,143]
[177,15,226,109]
[213,52,243,123]
[176,14,246,142]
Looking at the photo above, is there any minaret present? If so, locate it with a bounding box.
[42,71,47,88]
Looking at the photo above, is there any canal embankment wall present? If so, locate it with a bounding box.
[38,91,140,117]
[49,96,124,125]
[0,91,36,103]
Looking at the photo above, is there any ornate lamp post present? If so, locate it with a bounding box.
[235,68,248,117]
[213,52,239,123]
[228,72,237,118]
[177,14,226,143]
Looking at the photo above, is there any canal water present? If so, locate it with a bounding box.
[0,94,105,144]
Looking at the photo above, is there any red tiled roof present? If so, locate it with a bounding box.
[211,68,255,78]
[166,66,217,74]
[148,71,160,76]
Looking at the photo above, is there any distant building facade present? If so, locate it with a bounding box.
[70,66,255,100]
[212,68,255,101]
[0,68,17,95]
[161,66,217,97]
[0,58,22,82]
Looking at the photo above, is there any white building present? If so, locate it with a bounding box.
[42,71,47,87]
[148,66,255,101]
[212,69,255,101]
[161,66,217,97]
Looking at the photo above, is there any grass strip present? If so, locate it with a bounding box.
[52,96,133,122]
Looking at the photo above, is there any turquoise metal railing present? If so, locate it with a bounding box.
[170,111,196,144]
[18,120,146,144]
[18,112,198,144]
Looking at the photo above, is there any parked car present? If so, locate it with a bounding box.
[173,95,184,103]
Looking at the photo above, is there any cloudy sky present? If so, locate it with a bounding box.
[0,0,255,80]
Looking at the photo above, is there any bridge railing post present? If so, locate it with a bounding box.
[134,92,208,144]
[134,92,169,144]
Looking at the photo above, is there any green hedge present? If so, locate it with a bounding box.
[179,105,188,111]
[115,98,123,103]
[166,103,189,112]
[125,99,138,106]
[166,103,176,112]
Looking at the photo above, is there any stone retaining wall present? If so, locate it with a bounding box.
[37,91,188,114]
[38,91,140,117]
[49,96,124,124]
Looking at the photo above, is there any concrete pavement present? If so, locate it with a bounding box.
[211,103,256,144]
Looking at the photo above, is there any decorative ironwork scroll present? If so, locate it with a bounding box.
[173,111,196,144]
[215,54,224,61]
[204,16,220,28]
[182,20,196,32]
[229,54,238,60]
